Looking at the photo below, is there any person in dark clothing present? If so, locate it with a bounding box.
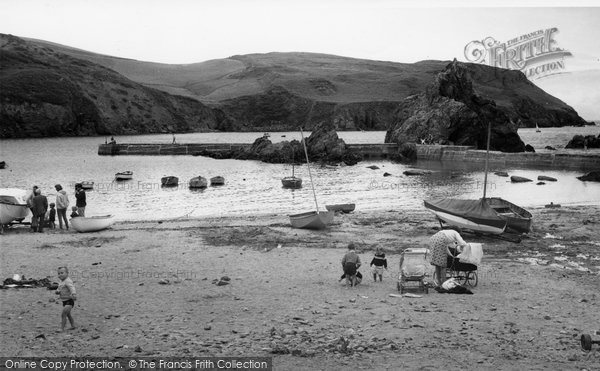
[74,184,86,217]
[70,207,80,218]
[47,203,56,229]
[370,247,388,282]
[31,189,48,233]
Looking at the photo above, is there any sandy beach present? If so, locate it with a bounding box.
[0,205,599,370]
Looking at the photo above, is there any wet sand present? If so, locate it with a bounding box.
[0,206,599,369]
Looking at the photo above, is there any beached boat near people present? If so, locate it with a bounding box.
[289,129,333,229]
[485,197,532,233]
[189,176,208,188]
[325,203,356,213]
[210,176,225,186]
[0,188,29,226]
[70,215,114,233]
[424,122,532,235]
[80,181,94,190]
[115,171,133,180]
[161,176,179,187]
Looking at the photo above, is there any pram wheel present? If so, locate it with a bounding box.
[465,271,478,287]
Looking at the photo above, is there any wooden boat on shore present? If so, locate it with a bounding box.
[325,203,356,213]
[70,215,114,233]
[80,181,94,190]
[115,171,133,180]
[289,129,333,229]
[189,176,208,188]
[424,122,532,236]
[161,176,179,187]
[0,188,29,226]
[485,197,532,233]
[210,176,225,186]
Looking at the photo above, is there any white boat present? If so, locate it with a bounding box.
[289,129,334,229]
[326,203,356,213]
[289,211,334,229]
[0,188,29,225]
[535,123,541,133]
[70,215,114,233]
[115,171,133,180]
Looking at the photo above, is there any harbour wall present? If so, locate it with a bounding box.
[98,143,599,170]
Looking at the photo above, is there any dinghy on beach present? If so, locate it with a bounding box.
[0,188,29,226]
[70,215,114,233]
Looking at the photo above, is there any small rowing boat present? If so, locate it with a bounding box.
[70,215,114,233]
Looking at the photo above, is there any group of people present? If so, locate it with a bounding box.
[339,226,469,289]
[25,183,87,232]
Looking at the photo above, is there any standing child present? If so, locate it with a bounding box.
[55,267,76,331]
[341,243,362,287]
[47,203,56,229]
[370,247,388,282]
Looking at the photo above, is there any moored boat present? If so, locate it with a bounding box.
[210,176,225,186]
[510,175,532,183]
[325,203,356,213]
[80,181,94,190]
[289,211,334,230]
[282,176,302,189]
[189,176,208,188]
[115,171,133,180]
[537,175,557,182]
[0,188,29,225]
[161,176,179,187]
[70,215,114,233]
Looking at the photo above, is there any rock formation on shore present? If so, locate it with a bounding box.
[385,60,587,152]
[565,134,600,149]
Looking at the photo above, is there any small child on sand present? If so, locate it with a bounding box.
[55,266,76,331]
[341,243,361,287]
[370,247,388,282]
[70,206,79,218]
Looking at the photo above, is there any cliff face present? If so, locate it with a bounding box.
[0,34,230,138]
[385,60,586,152]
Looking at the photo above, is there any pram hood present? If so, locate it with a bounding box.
[400,248,430,277]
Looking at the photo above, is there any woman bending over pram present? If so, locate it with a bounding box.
[429,226,468,287]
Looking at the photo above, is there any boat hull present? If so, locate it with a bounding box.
[189,176,208,188]
[80,181,94,190]
[325,203,355,213]
[485,197,532,233]
[289,211,334,229]
[424,199,507,234]
[161,176,179,187]
[70,215,114,233]
[282,176,302,189]
[115,171,133,180]
[210,176,225,186]
[0,189,29,225]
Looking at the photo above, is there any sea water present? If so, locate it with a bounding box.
[0,128,598,221]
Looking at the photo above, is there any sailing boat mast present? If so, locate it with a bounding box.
[482,122,491,199]
[300,128,320,212]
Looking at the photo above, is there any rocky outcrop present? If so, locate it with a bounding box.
[0,34,231,138]
[565,134,600,149]
[577,171,600,182]
[195,122,361,165]
[385,60,586,152]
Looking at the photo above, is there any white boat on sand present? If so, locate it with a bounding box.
[70,215,114,233]
[0,188,29,227]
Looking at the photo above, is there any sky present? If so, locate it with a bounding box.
[2,0,599,119]
[1,0,599,66]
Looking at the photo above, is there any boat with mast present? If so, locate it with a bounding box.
[282,147,302,189]
[424,122,532,235]
[288,129,334,229]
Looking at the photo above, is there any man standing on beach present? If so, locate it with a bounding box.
[75,183,86,217]
[31,188,48,233]
[55,184,70,230]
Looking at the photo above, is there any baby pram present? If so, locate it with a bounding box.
[397,248,430,294]
[434,243,481,287]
